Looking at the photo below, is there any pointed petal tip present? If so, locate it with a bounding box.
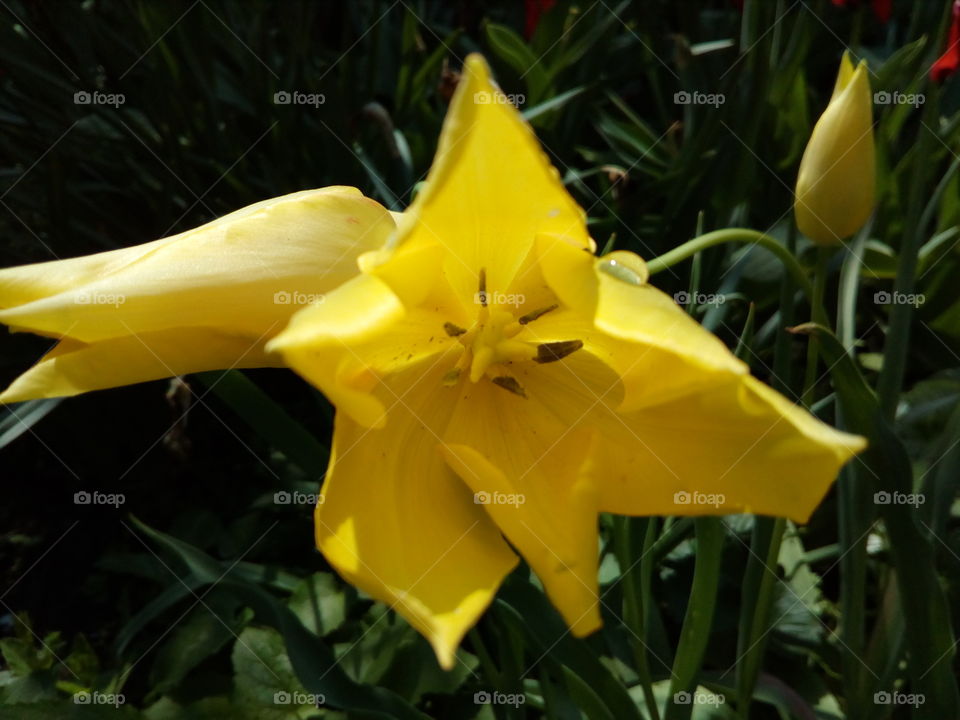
[426,622,464,671]
[463,53,490,78]
[567,608,602,639]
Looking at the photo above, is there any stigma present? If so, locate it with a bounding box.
[441,269,583,396]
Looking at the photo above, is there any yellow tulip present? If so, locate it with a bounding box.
[795,52,876,245]
[268,56,866,667]
[1,54,867,671]
[0,187,394,401]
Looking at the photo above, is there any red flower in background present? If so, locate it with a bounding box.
[831,0,892,24]
[932,1,960,82]
[525,0,556,40]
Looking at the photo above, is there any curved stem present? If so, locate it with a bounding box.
[646,228,815,300]
[663,518,725,720]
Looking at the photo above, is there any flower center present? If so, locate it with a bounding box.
[441,269,582,397]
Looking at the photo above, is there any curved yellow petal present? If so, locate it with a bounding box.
[0,329,276,403]
[389,54,592,310]
[514,304,865,523]
[268,273,456,429]
[597,374,866,522]
[533,245,747,409]
[440,381,603,637]
[316,361,518,669]
[0,187,394,342]
[795,54,875,245]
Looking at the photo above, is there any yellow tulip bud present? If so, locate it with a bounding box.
[795,52,876,245]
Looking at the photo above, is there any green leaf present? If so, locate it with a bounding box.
[496,579,643,720]
[790,324,960,718]
[193,371,328,478]
[287,573,348,637]
[129,517,429,720]
[149,602,248,698]
[523,85,589,124]
[0,398,61,449]
[484,23,551,104]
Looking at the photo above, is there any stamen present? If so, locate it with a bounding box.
[477,268,488,307]
[534,340,583,363]
[518,304,559,325]
[444,322,467,337]
[492,376,527,398]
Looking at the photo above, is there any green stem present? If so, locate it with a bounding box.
[771,221,798,395]
[876,89,938,419]
[801,247,832,407]
[837,220,872,352]
[664,518,725,720]
[735,517,786,717]
[646,228,814,300]
[734,221,799,715]
[468,627,501,688]
[614,517,661,720]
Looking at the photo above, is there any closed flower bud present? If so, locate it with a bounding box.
[795,52,876,245]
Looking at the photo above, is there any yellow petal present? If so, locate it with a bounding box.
[534,244,747,409]
[597,374,866,522]
[316,360,518,669]
[514,301,865,523]
[268,273,455,429]
[0,329,276,403]
[440,381,603,637]
[795,54,875,245]
[0,187,394,341]
[831,51,857,102]
[387,54,593,310]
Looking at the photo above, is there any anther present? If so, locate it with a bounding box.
[444,322,467,337]
[492,376,527,398]
[518,304,558,325]
[534,340,583,363]
[477,268,488,307]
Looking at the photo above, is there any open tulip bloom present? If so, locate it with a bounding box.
[0,55,866,668]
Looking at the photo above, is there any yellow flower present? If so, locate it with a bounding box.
[0,187,394,402]
[0,54,867,672]
[266,56,866,668]
[795,52,876,245]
